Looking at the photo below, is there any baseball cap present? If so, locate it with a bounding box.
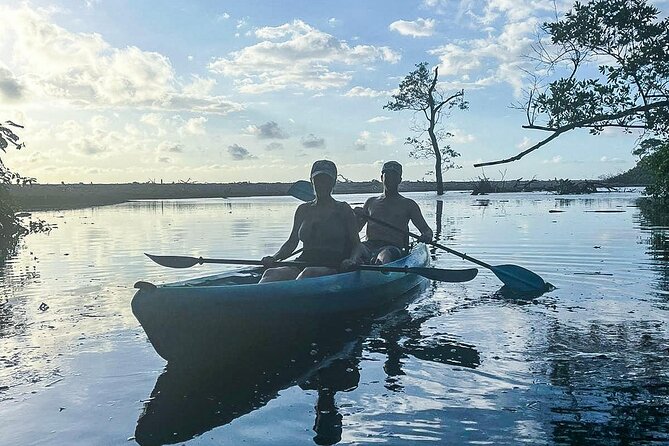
[310,159,337,180]
[382,161,402,176]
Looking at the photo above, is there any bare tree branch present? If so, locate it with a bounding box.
[475,100,669,167]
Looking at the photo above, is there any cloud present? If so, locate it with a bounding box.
[380,132,396,146]
[344,86,395,98]
[301,133,325,148]
[0,66,23,101]
[216,12,230,21]
[388,18,436,37]
[354,131,370,150]
[157,141,184,153]
[140,113,163,127]
[246,121,289,139]
[425,1,572,96]
[179,116,207,135]
[516,136,533,149]
[451,130,476,144]
[600,156,626,163]
[67,128,125,156]
[542,155,562,164]
[182,76,217,96]
[208,19,400,93]
[265,142,284,151]
[2,6,243,114]
[367,116,391,123]
[228,144,256,160]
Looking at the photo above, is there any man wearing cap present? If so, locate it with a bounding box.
[355,161,433,264]
[260,160,363,282]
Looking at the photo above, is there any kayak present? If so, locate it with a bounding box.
[132,243,430,364]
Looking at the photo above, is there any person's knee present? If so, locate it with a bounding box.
[376,247,403,264]
[259,267,299,283]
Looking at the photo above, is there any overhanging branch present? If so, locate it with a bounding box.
[474,100,669,168]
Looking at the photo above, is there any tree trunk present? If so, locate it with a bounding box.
[428,127,443,195]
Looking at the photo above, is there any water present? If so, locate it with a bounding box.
[0,191,667,445]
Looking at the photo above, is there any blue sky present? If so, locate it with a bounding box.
[1,0,665,184]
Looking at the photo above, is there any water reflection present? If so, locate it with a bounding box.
[637,202,669,302]
[134,291,481,446]
[543,319,669,445]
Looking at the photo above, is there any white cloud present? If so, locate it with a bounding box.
[451,130,476,144]
[183,76,217,96]
[345,86,395,98]
[354,131,370,150]
[90,115,109,129]
[542,155,562,164]
[380,132,396,146]
[367,116,391,123]
[157,141,184,153]
[216,12,230,21]
[179,116,207,135]
[516,136,533,149]
[388,18,436,37]
[600,156,626,163]
[2,6,243,114]
[426,1,572,96]
[140,113,163,127]
[209,20,400,93]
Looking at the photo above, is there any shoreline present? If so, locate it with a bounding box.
[8,180,645,212]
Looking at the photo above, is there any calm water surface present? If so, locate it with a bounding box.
[0,191,667,445]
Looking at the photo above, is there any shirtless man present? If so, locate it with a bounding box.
[355,161,433,264]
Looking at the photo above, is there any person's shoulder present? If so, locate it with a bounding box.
[295,202,312,213]
[365,195,382,206]
[396,194,418,205]
[335,200,353,211]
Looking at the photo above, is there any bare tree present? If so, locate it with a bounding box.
[385,62,468,195]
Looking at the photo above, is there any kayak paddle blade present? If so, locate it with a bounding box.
[287,180,315,202]
[145,253,200,269]
[491,264,546,293]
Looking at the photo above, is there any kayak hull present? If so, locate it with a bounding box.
[132,243,430,365]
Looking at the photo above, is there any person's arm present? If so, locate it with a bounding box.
[341,204,364,269]
[261,204,304,265]
[409,200,433,243]
[353,198,372,232]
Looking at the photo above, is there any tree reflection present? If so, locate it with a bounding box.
[638,201,669,299]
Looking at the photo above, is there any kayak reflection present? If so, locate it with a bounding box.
[134,294,480,446]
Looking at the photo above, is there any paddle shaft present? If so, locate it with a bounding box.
[146,253,476,282]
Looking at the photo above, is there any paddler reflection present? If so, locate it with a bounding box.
[134,305,480,446]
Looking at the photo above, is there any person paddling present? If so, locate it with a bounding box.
[355,161,433,264]
[260,160,362,282]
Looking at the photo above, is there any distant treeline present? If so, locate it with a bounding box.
[7,175,648,212]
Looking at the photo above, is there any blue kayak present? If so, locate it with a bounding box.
[132,243,430,364]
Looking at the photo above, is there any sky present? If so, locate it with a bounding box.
[0,0,666,184]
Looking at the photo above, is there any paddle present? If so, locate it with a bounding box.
[287,180,547,293]
[144,253,478,283]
